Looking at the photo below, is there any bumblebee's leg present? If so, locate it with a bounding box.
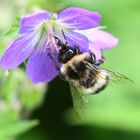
[89,51,96,63]
[95,59,104,66]
[74,45,81,54]
[95,52,105,66]
[48,52,67,80]
[58,72,67,80]
[89,50,105,66]
[48,53,60,71]
[55,37,63,47]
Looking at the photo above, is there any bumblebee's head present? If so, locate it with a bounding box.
[58,46,80,64]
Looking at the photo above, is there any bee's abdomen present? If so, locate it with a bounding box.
[79,70,96,88]
[81,72,110,94]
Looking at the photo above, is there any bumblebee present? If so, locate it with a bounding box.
[51,35,131,94]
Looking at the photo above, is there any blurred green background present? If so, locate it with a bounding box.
[0,0,140,140]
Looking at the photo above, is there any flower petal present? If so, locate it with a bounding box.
[84,29,119,50]
[0,33,39,69]
[57,7,101,30]
[26,47,58,83]
[19,11,50,34]
[89,43,102,60]
[64,31,89,52]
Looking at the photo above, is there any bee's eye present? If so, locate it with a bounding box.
[58,47,77,64]
[67,50,73,56]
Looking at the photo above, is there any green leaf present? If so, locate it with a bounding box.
[15,16,21,24]
[4,16,20,37]
[4,25,19,38]
[0,69,46,110]
[0,120,39,139]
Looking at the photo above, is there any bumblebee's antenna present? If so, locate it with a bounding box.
[55,30,68,48]
[61,30,67,45]
[62,30,66,40]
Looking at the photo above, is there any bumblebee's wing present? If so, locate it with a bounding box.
[104,69,134,84]
[84,61,134,84]
[69,83,91,118]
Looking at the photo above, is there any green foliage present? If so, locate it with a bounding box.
[0,69,46,139]
[4,25,19,38]
[4,16,20,38]
[0,120,38,140]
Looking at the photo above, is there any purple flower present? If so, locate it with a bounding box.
[77,28,119,60]
[0,7,101,83]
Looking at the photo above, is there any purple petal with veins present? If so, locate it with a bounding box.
[64,31,89,52]
[0,33,40,69]
[57,7,101,30]
[26,45,58,83]
[19,11,50,34]
[83,29,119,50]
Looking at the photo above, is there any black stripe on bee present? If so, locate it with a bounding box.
[67,66,79,79]
[66,62,86,80]
[94,75,110,94]
[94,83,108,94]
